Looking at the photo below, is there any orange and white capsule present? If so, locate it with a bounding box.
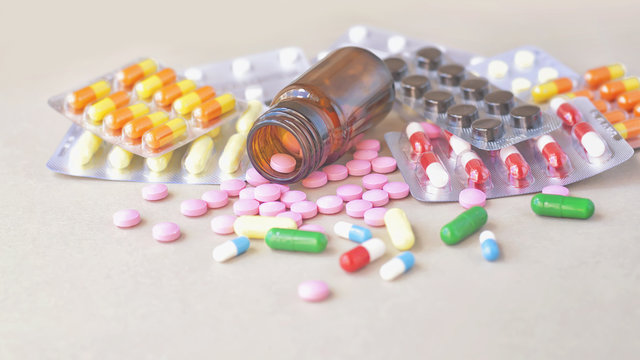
[603,110,627,124]
[617,90,640,112]
[135,68,176,99]
[635,104,640,118]
[531,77,574,103]
[590,99,609,113]
[173,86,216,115]
[104,103,150,130]
[565,89,594,101]
[123,111,169,140]
[599,77,640,101]
[584,63,625,89]
[614,118,640,140]
[116,59,157,88]
[86,91,130,123]
[153,79,197,108]
[192,93,236,124]
[143,117,187,150]
[66,80,111,112]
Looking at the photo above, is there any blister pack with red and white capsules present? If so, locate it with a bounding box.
[46,48,310,184]
[385,97,633,202]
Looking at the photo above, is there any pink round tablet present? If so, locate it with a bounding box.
[181,199,208,217]
[362,189,389,207]
[238,187,256,200]
[345,199,373,218]
[458,188,486,209]
[353,149,378,161]
[290,200,318,219]
[362,173,388,190]
[113,209,141,228]
[346,159,371,176]
[201,190,229,209]
[299,224,326,234]
[245,168,269,186]
[234,199,260,216]
[280,190,307,208]
[364,207,387,227]
[277,211,303,226]
[259,201,286,216]
[542,185,570,196]
[298,280,330,302]
[153,222,181,242]
[383,181,410,199]
[316,195,344,214]
[211,215,237,235]
[302,171,328,188]
[254,184,281,202]
[270,153,296,173]
[220,179,246,196]
[275,184,290,193]
[371,156,397,174]
[142,184,168,201]
[322,164,349,181]
[336,184,364,201]
[421,121,442,139]
[355,138,381,152]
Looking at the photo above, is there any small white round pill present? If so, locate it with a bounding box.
[232,58,251,77]
[538,67,559,84]
[244,85,264,101]
[348,26,368,43]
[387,35,407,53]
[514,50,535,70]
[511,77,532,95]
[488,60,509,79]
[279,48,299,67]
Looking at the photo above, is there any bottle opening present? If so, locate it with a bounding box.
[250,124,303,177]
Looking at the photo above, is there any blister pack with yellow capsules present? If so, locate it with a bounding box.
[322,26,563,151]
[385,98,633,202]
[46,48,310,184]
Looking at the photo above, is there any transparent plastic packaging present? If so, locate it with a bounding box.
[323,27,562,150]
[386,98,633,202]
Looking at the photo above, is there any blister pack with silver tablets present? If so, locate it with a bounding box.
[46,48,310,184]
[385,98,633,202]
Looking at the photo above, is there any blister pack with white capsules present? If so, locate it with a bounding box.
[385,98,633,202]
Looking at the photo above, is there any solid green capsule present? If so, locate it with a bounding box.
[531,194,594,219]
[264,228,328,253]
[440,206,487,245]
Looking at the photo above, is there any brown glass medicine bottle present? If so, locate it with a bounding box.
[247,46,395,183]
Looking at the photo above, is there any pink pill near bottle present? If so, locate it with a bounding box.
[316,195,344,214]
[142,184,168,201]
[239,187,256,200]
[346,199,373,218]
[280,190,307,208]
[153,222,181,242]
[290,200,318,219]
[245,168,270,186]
[298,280,330,302]
[353,149,378,161]
[277,211,303,226]
[113,209,141,228]
[259,201,287,216]
[362,173,388,190]
[362,189,389,207]
[220,179,246,196]
[211,215,237,235]
[364,207,387,227]
[270,153,296,173]
[299,224,326,234]
[254,184,281,202]
[234,199,260,216]
[382,182,410,199]
[355,138,381,151]
[371,156,397,173]
[181,199,208,217]
[336,184,364,201]
[302,171,328,188]
[346,159,371,176]
[201,190,229,208]
[322,164,349,181]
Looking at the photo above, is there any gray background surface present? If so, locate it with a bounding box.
[1,0,639,359]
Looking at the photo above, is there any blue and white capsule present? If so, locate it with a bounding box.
[212,236,250,262]
[379,252,415,281]
[334,221,372,243]
[479,230,500,262]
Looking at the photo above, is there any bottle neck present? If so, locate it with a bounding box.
[247,100,330,183]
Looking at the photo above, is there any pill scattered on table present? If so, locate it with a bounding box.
[379,252,415,280]
[201,190,229,209]
[336,184,364,201]
[364,207,387,227]
[280,190,307,208]
[334,221,372,243]
[383,182,410,199]
[220,179,246,196]
[290,200,318,219]
[153,222,181,242]
[113,209,141,228]
[340,238,386,272]
[142,184,168,201]
[301,171,328,188]
[181,199,208,217]
[234,199,260,216]
[479,230,500,262]
[211,215,237,235]
[362,173,388,190]
[213,236,251,263]
[322,164,349,181]
[345,199,373,218]
[542,185,570,196]
[458,188,487,209]
[316,195,344,215]
[298,280,330,302]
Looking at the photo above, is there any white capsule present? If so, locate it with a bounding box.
[361,238,386,262]
[499,145,521,163]
[581,132,606,157]
[488,60,509,79]
[405,122,424,138]
[333,221,372,243]
[479,230,495,244]
[535,135,555,153]
[379,252,415,281]
[538,67,559,83]
[514,50,535,70]
[387,35,406,53]
[448,133,471,156]
[212,236,250,262]
[511,77,532,95]
[549,96,568,113]
[426,162,449,188]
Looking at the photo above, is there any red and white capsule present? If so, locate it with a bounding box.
[550,96,582,127]
[499,146,530,180]
[406,122,432,154]
[460,150,490,185]
[443,130,472,157]
[572,122,606,158]
[419,152,450,188]
[535,135,568,169]
[339,238,386,272]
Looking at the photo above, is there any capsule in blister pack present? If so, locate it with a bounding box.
[385,98,633,202]
[48,58,245,158]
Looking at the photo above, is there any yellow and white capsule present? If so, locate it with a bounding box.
[218,133,246,173]
[184,135,214,174]
[70,131,102,166]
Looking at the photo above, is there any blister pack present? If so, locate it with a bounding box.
[385,97,634,202]
[322,26,563,150]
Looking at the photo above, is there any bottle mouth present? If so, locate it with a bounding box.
[247,106,324,183]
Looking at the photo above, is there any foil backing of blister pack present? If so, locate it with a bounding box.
[386,98,634,202]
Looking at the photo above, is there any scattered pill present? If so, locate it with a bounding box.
[383,208,414,250]
[181,199,208,217]
[362,189,389,207]
[280,190,307,208]
[201,190,229,209]
[152,222,181,242]
[259,201,286,217]
[211,215,237,235]
[302,171,328,188]
[371,156,397,174]
[537,67,559,84]
[614,118,640,140]
[322,164,349,181]
[290,201,318,219]
[234,215,297,239]
[345,199,373,218]
[233,199,260,216]
[458,188,487,209]
[238,187,256,200]
[346,159,372,176]
[340,238,386,272]
[277,211,303,227]
[117,58,157,88]
[363,207,387,227]
[362,174,388,190]
[255,184,282,202]
[334,221,372,243]
[618,90,640,112]
[379,252,415,280]
[213,236,250,263]
[382,182,410,200]
[353,150,378,161]
[270,153,297,173]
[336,184,364,202]
[531,194,594,219]
[514,50,535,70]
[572,122,607,158]
[265,228,327,253]
[355,139,381,151]
[441,206,488,245]
[245,168,270,186]
[298,280,330,302]
[479,231,500,262]
[113,209,141,228]
[488,60,509,79]
[220,179,246,196]
[542,185,570,196]
[316,195,344,215]
[142,184,168,201]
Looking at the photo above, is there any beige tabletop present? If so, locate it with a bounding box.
[2,0,639,358]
